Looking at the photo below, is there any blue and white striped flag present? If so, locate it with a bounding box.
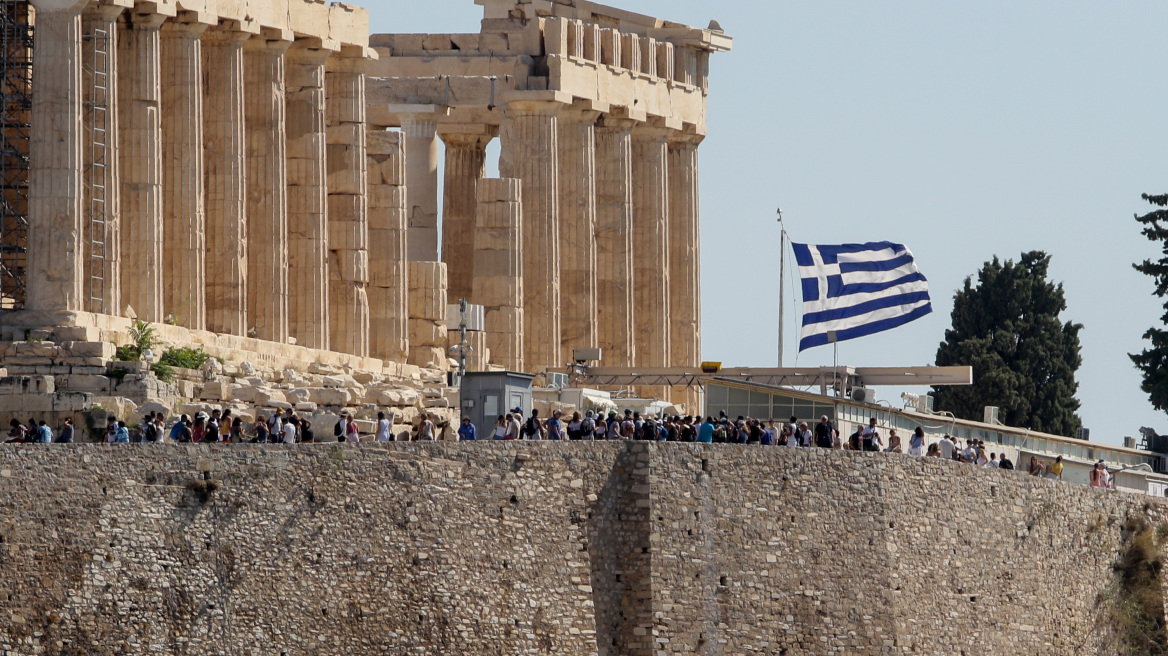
[791,241,932,351]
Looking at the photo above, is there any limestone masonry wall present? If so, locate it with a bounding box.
[0,443,1163,655]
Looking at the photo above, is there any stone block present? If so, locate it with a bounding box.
[473,276,522,308]
[0,375,55,395]
[229,385,258,403]
[179,402,222,419]
[409,288,447,322]
[328,2,370,48]
[329,194,366,225]
[408,346,447,370]
[331,248,369,283]
[286,388,312,404]
[136,400,172,420]
[408,261,448,290]
[200,380,230,401]
[409,319,448,348]
[309,387,352,406]
[485,306,524,333]
[52,325,101,341]
[295,401,319,413]
[59,375,111,393]
[60,341,115,358]
[328,218,368,251]
[476,177,522,204]
[254,388,288,406]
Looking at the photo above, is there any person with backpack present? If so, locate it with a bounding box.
[335,413,347,441]
[35,420,52,443]
[579,411,595,441]
[524,409,544,440]
[142,413,158,444]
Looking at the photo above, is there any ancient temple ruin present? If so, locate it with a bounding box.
[0,0,730,421]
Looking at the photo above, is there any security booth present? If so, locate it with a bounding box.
[460,371,536,439]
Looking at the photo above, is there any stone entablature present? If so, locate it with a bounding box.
[70,0,372,50]
[367,0,729,133]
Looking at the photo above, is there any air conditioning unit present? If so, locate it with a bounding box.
[1076,427,1090,441]
[912,394,934,414]
[983,406,999,426]
[547,373,569,389]
[851,386,876,404]
[1124,435,1136,449]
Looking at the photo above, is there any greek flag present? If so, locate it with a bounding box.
[792,241,932,351]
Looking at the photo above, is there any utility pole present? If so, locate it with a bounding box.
[777,208,786,367]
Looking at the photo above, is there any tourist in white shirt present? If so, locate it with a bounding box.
[281,419,297,444]
[938,435,955,460]
[376,411,392,442]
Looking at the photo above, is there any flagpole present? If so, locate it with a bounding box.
[777,208,785,368]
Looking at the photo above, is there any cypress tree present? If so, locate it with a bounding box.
[1130,193,1168,415]
[932,251,1083,436]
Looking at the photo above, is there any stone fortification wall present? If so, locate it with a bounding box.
[0,443,1162,656]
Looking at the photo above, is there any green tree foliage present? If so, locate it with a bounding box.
[932,251,1083,436]
[1130,193,1168,415]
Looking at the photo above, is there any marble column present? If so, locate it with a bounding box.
[117,10,166,322]
[244,35,291,343]
[558,109,600,355]
[401,114,439,262]
[669,133,703,409]
[161,18,209,330]
[26,1,87,314]
[284,42,330,350]
[326,52,370,357]
[500,100,561,373]
[594,117,636,368]
[367,129,409,362]
[631,127,670,385]
[81,4,122,316]
[473,178,524,372]
[203,26,249,337]
[440,129,491,303]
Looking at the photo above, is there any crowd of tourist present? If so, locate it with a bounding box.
[2,408,451,445]
[0,408,1122,488]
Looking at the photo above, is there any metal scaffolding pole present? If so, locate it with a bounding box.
[0,0,31,309]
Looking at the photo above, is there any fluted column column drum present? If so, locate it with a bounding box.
[284,42,330,350]
[558,109,600,356]
[161,18,209,330]
[669,133,703,409]
[500,100,561,373]
[440,130,491,304]
[203,26,249,337]
[26,1,86,313]
[243,35,291,343]
[367,129,409,362]
[594,117,636,369]
[631,127,670,370]
[326,53,371,358]
[118,10,166,322]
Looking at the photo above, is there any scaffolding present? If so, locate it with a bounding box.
[83,23,109,313]
[0,0,31,309]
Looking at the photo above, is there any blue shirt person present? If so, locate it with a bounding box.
[698,418,715,443]
[547,411,563,440]
[458,418,477,441]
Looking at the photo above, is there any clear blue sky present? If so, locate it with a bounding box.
[368,1,1168,447]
